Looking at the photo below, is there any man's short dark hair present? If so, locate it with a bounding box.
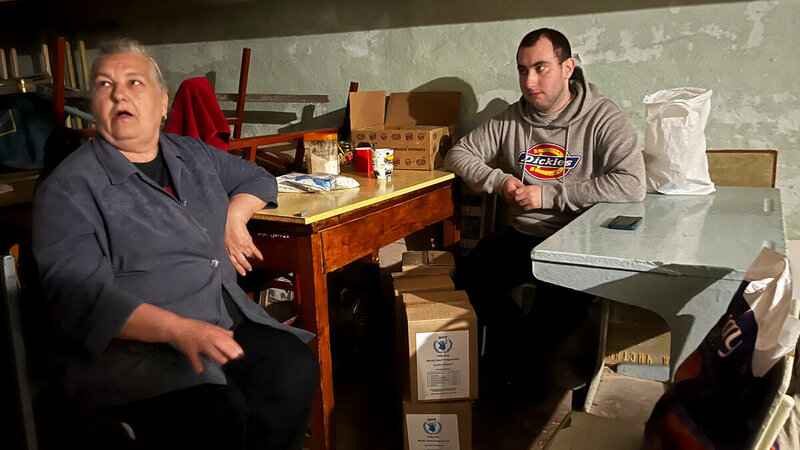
[518,28,572,63]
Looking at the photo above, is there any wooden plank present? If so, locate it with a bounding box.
[320,185,454,272]
[216,93,329,104]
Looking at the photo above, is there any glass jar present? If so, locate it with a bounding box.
[304,131,339,175]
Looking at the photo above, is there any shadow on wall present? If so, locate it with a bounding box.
[274,77,511,145]
[0,0,752,46]
[410,77,511,136]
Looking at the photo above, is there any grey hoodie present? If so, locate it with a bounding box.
[445,66,646,237]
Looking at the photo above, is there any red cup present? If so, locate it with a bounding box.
[355,146,374,174]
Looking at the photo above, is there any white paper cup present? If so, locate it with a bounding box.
[371,148,394,180]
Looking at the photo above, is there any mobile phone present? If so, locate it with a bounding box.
[608,215,643,230]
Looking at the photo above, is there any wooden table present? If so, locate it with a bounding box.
[531,187,786,384]
[249,169,458,450]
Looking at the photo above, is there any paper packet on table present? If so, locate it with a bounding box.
[276,172,360,193]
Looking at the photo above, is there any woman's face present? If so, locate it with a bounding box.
[91,53,168,160]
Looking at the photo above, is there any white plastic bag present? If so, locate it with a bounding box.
[743,247,800,377]
[643,87,715,195]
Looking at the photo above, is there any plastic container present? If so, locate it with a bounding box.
[304,131,339,174]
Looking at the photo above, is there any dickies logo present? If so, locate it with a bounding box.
[423,419,442,435]
[517,143,581,180]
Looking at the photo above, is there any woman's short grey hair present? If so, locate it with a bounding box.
[89,39,167,92]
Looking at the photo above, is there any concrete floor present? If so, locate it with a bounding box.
[323,234,665,449]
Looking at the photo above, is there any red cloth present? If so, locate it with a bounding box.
[165,77,231,151]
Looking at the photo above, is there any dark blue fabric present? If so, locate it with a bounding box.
[0,93,51,169]
[33,132,313,408]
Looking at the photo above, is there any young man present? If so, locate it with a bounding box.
[445,28,645,392]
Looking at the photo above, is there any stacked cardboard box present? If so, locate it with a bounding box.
[393,251,475,449]
[402,392,472,450]
[401,250,456,277]
[349,91,461,170]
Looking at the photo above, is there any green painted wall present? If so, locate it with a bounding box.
[7,0,799,237]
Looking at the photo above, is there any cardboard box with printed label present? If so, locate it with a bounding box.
[392,277,457,392]
[396,290,472,392]
[406,300,478,402]
[403,393,472,450]
[401,250,456,277]
[349,91,461,170]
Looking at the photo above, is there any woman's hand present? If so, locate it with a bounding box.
[117,303,243,373]
[225,193,267,276]
[169,317,244,374]
[225,218,263,276]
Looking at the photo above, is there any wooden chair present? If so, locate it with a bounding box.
[706,149,777,188]
[227,80,359,172]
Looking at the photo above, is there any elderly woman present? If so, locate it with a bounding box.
[33,40,317,450]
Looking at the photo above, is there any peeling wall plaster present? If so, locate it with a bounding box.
[92,0,800,238]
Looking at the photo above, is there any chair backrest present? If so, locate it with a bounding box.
[706,149,777,188]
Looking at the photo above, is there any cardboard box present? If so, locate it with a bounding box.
[402,251,456,278]
[403,290,469,308]
[406,300,478,402]
[403,393,472,450]
[349,91,461,170]
[392,266,452,278]
[393,274,455,301]
[392,277,457,393]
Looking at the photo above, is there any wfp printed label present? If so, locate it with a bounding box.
[406,414,460,450]
[416,330,469,400]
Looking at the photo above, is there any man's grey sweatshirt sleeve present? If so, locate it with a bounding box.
[444,117,509,195]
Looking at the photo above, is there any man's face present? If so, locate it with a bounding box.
[91,53,168,155]
[517,38,575,114]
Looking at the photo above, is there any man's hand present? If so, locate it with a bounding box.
[502,176,525,202]
[513,185,543,211]
[225,219,263,276]
[225,193,267,276]
[169,317,244,374]
[502,176,543,211]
